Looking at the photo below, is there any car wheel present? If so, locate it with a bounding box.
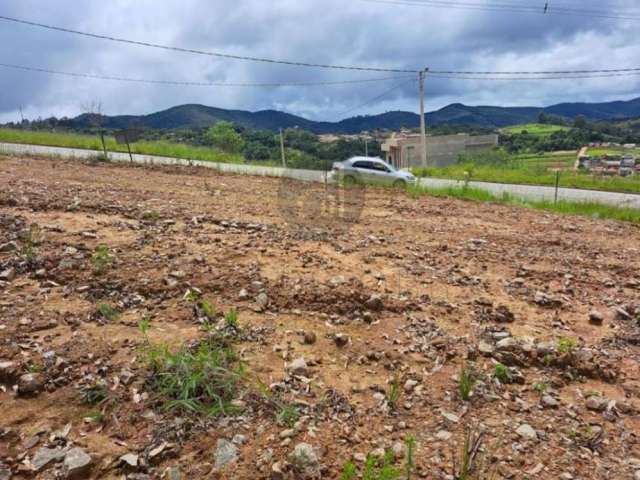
[343,175,357,186]
[393,179,406,189]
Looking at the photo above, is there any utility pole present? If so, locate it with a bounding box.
[279,128,286,167]
[419,68,429,168]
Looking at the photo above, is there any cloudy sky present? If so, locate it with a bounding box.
[1,0,639,123]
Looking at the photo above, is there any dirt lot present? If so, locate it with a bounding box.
[1,155,640,479]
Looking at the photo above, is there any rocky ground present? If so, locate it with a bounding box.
[1,155,640,479]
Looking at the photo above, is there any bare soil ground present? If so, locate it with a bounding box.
[1,155,640,479]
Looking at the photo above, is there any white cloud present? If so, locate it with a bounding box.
[0,0,639,122]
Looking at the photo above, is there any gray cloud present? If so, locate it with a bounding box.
[1,0,639,123]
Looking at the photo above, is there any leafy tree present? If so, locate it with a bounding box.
[574,115,587,129]
[206,121,245,153]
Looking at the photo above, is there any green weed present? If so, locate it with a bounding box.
[557,337,578,354]
[493,363,512,384]
[20,226,40,260]
[458,363,476,401]
[91,244,113,275]
[140,335,243,416]
[97,303,119,321]
[339,436,417,480]
[534,382,548,394]
[81,382,108,405]
[224,308,239,329]
[276,404,300,427]
[386,376,401,410]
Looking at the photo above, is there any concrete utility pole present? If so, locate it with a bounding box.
[419,68,429,167]
[279,128,286,167]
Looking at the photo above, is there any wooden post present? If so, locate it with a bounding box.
[99,132,108,159]
[554,170,560,204]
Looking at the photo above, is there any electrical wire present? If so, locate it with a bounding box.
[360,0,640,20]
[337,78,415,116]
[0,14,418,73]
[3,14,640,79]
[0,62,415,87]
[427,71,640,80]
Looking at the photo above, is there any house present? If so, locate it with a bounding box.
[381,132,499,169]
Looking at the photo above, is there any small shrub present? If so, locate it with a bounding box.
[493,363,512,384]
[141,210,160,222]
[405,435,416,480]
[97,303,119,321]
[81,382,108,405]
[557,337,577,354]
[140,335,243,415]
[21,226,39,260]
[458,363,476,401]
[276,404,299,427]
[534,382,548,394]
[225,308,239,329]
[387,376,401,410]
[340,436,416,480]
[91,244,113,275]
[340,462,357,480]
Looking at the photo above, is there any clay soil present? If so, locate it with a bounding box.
[1,155,640,479]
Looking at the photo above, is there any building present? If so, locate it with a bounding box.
[381,132,499,169]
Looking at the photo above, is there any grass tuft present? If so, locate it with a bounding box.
[140,334,243,416]
[458,363,476,401]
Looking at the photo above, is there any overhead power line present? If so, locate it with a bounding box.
[360,0,640,20]
[0,14,418,73]
[429,67,640,75]
[3,14,640,78]
[338,78,415,116]
[427,72,640,80]
[0,62,414,87]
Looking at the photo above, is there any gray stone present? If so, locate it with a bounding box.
[63,448,92,478]
[436,430,452,441]
[365,294,384,311]
[585,396,608,412]
[17,373,44,395]
[255,292,269,311]
[238,288,249,300]
[0,241,18,252]
[287,357,308,376]
[541,395,559,408]
[334,333,349,347]
[32,447,66,471]
[404,379,418,393]
[289,443,320,470]
[0,361,17,382]
[0,268,15,281]
[516,423,537,440]
[0,464,11,480]
[589,310,604,326]
[232,434,247,445]
[478,340,495,355]
[214,439,238,468]
[391,441,406,459]
[496,337,517,351]
[120,453,139,467]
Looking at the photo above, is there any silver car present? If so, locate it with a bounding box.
[329,156,416,187]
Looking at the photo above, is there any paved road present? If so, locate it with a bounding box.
[2,141,640,209]
[417,177,640,209]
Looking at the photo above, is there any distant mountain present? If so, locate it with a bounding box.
[67,97,640,134]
